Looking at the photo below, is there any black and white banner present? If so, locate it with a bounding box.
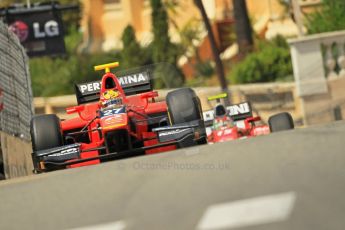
[4,5,65,56]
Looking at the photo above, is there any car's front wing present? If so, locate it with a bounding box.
[32,121,206,173]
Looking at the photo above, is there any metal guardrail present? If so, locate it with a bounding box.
[0,21,33,141]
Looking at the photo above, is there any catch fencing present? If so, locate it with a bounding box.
[0,21,33,141]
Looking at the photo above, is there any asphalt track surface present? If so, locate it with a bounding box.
[1,121,345,230]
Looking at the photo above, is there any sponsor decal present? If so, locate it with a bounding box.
[102,123,126,130]
[224,129,232,135]
[104,117,118,125]
[217,131,223,137]
[203,102,252,121]
[5,8,66,57]
[77,72,150,94]
[79,82,102,94]
[159,128,190,137]
[100,107,126,117]
[118,72,149,87]
[253,126,270,136]
[8,21,29,42]
[228,102,250,116]
[48,147,79,158]
[203,110,214,122]
[32,20,60,38]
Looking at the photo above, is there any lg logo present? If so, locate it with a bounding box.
[9,20,60,41]
[33,20,60,38]
[9,21,29,42]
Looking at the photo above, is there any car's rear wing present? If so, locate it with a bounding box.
[203,101,253,126]
[75,70,152,105]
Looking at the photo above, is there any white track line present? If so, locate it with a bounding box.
[197,191,296,230]
[70,220,126,230]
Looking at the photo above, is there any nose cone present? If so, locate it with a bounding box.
[100,113,128,131]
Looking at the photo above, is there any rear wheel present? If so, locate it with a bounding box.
[166,88,207,146]
[268,112,294,132]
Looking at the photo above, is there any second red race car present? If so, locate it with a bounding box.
[203,93,294,143]
[30,62,207,173]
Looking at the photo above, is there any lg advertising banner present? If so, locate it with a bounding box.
[3,6,66,57]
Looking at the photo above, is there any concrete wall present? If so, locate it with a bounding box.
[0,132,33,179]
[289,30,345,126]
[303,77,345,125]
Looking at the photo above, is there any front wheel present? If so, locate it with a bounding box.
[30,114,63,170]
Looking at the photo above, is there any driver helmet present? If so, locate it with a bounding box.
[214,103,227,118]
[212,104,234,130]
[100,89,122,108]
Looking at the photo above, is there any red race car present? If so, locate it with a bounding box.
[203,93,294,143]
[31,62,206,173]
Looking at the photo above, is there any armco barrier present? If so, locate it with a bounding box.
[0,21,33,179]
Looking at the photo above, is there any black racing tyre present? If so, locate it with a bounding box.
[196,136,208,145]
[268,112,294,132]
[166,88,203,124]
[166,88,207,145]
[31,114,63,151]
